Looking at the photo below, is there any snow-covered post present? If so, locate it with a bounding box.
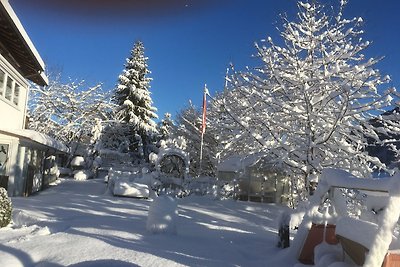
[146,195,178,235]
[364,172,400,267]
[289,175,330,259]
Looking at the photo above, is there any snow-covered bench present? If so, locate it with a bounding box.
[113,180,149,198]
[291,168,400,267]
[105,167,141,183]
[106,168,150,198]
[335,216,400,266]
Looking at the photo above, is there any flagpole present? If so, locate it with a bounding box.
[199,84,207,177]
[199,129,204,177]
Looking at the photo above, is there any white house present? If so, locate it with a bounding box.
[0,0,69,196]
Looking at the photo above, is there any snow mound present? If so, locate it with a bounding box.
[73,170,92,180]
[146,195,178,234]
[314,243,342,267]
[12,209,57,228]
[113,181,149,198]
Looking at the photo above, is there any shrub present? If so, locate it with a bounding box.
[0,187,12,228]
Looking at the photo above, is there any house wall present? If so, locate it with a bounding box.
[0,53,29,129]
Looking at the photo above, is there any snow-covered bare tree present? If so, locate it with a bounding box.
[218,0,399,199]
[174,102,218,177]
[208,89,262,159]
[113,41,158,161]
[29,73,114,151]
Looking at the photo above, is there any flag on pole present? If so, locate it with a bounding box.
[201,85,207,134]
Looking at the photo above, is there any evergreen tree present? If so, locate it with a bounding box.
[158,113,174,141]
[113,41,158,161]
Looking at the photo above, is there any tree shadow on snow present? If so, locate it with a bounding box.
[69,259,139,267]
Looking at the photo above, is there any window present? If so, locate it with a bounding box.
[0,144,9,175]
[0,69,5,96]
[5,77,13,101]
[0,70,24,106]
[13,85,20,106]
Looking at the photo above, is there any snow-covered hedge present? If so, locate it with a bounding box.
[0,188,12,228]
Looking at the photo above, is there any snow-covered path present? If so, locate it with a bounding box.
[0,178,287,267]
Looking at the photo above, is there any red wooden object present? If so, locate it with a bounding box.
[383,251,400,267]
[298,223,339,265]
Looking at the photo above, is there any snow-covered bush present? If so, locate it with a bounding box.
[71,156,86,170]
[185,176,219,197]
[218,181,237,199]
[73,170,93,181]
[0,188,12,228]
[146,195,178,234]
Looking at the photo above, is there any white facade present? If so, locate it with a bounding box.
[0,53,29,129]
[0,0,68,196]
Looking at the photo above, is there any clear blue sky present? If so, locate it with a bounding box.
[10,0,400,120]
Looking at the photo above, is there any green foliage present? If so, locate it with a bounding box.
[0,187,12,228]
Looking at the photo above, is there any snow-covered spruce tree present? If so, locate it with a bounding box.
[113,41,158,161]
[94,121,134,152]
[157,113,175,141]
[221,0,398,200]
[174,102,218,177]
[0,188,12,228]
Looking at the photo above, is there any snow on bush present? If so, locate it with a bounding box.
[73,170,93,181]
[71,156,85,169]
[146,195,178,234]
[0,188,12,228]
[185,176,218,197]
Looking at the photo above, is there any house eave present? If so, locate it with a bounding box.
[0,0,48,86]
[0,128,70,154]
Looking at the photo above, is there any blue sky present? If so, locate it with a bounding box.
[11,0,400,120]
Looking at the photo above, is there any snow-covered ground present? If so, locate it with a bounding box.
[0,178,292,267]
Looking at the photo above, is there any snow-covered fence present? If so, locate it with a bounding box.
[291,168,400,267]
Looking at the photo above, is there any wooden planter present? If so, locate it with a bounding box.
[298,223,339,265]
[382,250,400,267]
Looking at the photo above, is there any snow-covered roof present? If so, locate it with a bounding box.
[0,128,69,153]
[0,0,48,86]
[217,153,268,172]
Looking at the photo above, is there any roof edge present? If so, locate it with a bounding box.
[0,0,48,86]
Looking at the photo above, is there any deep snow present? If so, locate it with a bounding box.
[0,178,290,267]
